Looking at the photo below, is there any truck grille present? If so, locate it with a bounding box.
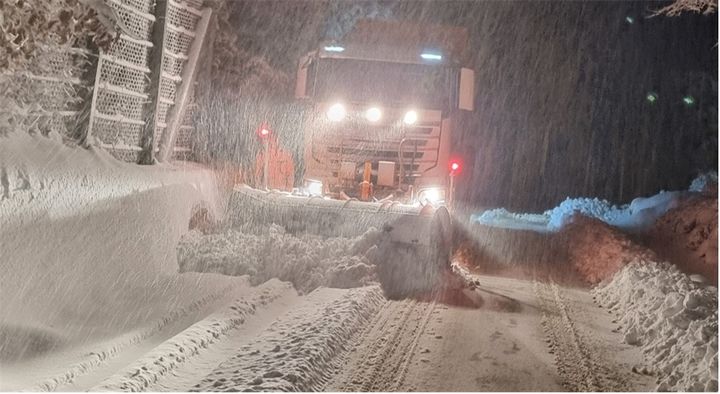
[313,124,441,178]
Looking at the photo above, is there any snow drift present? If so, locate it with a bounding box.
[0,134,253,390]
[593,260,718,392]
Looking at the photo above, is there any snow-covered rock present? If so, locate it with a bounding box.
[593,260,718,392]
[689,171,718,193]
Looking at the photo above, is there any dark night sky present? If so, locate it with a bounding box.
[213,0,717,211]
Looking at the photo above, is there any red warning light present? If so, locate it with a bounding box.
[256,122,272,139]
[449,159,462,175]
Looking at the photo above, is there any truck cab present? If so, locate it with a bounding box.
[295,20,474,206]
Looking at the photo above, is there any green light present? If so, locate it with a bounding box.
[625,16,635,24]
[646,92,658,104]
[683,95,695,106]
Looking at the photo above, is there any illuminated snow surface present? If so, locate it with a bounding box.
[0,133,252,390]
[0,135,383,391]
[1,134,716,391]
[473,173,717,233]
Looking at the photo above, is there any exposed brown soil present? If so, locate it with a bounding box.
[452,224,585,286]
[641,191,718,285]
[560,215,657,284]
[453,214,656,286]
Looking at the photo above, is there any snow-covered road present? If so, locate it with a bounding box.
[35,276,654,391]
[328,274,652,392]
[14,275,652,392]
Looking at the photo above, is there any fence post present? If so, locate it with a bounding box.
[156,7,212,163]
[138,0,168,164]
[84,55,104,147]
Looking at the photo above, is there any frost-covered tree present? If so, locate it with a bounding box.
[656,0,717,16]
[0,0,115,72]
[0,0,116,138]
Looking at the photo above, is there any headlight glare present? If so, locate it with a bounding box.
[418,187,444,204]
[365,107,382,122]
[326,103,346,122]
[403,110,418,125]
[305,180,323,196]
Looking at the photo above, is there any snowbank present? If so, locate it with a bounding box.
[471,171,718,285]
[473,208,549,232]
[593,260,718,391]
[475,192,687,233]
[0,132,224,230]
[177,225,380,293]
[561,214,656,284]
[473,171,719,233]
[645,191,718,285]
[689,171,718,193]
[0,134,251,389]
[546,192,690,231]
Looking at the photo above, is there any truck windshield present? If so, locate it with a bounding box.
[310,58,454,110]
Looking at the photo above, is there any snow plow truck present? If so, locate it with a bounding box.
[227,20,475,299]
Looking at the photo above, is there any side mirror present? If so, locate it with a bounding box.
[295,55,311,99]
[458,67,474,111]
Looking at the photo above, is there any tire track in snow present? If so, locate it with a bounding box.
[189,286,385,392]
[534,279,627,391]
[92,283,292,392]
[32,284,237,392]
[333,298,436,392]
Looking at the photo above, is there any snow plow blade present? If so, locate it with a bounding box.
[226,186,454,299]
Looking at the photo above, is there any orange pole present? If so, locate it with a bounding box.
[361,161,372,201]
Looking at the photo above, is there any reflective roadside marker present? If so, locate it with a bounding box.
[646,92,658,104]
[683,95,695,106]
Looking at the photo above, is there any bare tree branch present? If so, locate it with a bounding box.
[654,0,717,16]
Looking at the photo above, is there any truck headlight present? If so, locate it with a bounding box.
[365,107,382,122]
[305,179,323,196]
[326,103,346,122]
[403,110,418,125]
[418,187,445,204]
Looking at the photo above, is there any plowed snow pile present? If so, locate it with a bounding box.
[645,192,718,284]
[561,214,656,284]
[177,225,381,293]
[593,260,718,391]
[474,191,686,232]
[474,173,719,233]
